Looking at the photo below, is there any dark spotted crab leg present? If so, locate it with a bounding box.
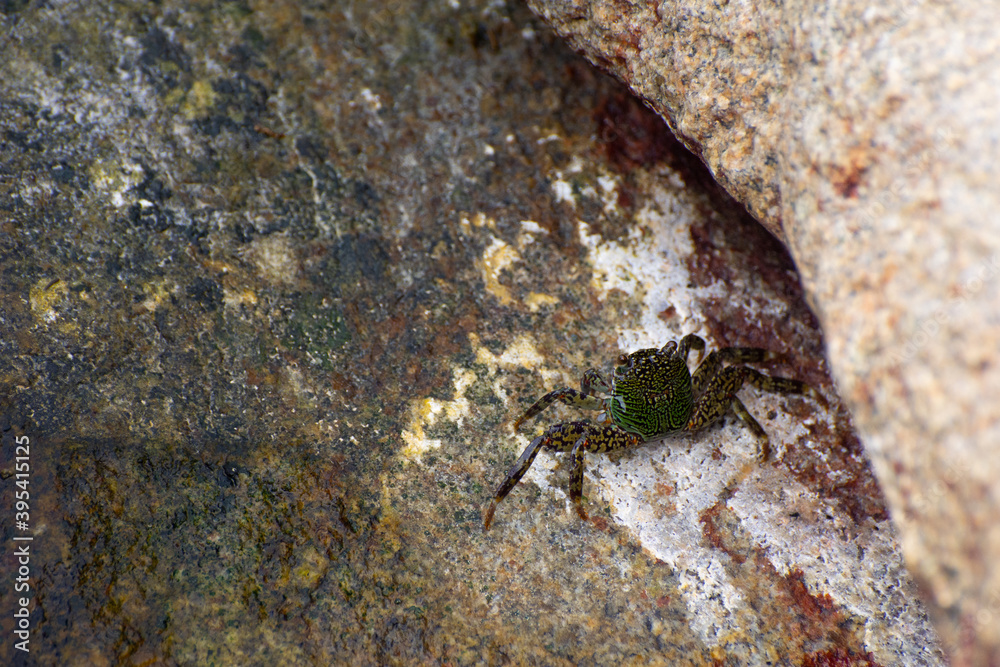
[512,387,604,430]
[483,421,641,531]
[685,362,828,461]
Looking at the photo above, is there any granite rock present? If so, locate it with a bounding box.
[0,0,957,664]
[527,0,1000,663]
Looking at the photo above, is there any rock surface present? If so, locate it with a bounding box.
[0,0,949,664]
[526,0,1000,663]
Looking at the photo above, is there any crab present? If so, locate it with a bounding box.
[482,333,828,531]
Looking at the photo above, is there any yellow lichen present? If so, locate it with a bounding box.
[141,279,175,313]
[479,234,520,306]
[223,287,258,309]
[524,291,559,311]
[399,397,445,460]
[250,235,299,285]
[182,79,219,120]
[29,278,68,324]
[400,368,478,462]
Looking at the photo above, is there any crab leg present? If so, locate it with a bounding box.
[691,346,773,396]
[685,365,827,459]
[567,424,642,520]
[483,421,589,531]
[568,434,590,520]
[675,333,706,363]
[730,396,770,461]
[512,387,604,430]
[745,372,828,409]
[483,421,640,531]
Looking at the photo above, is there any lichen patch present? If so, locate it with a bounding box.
[249,235,300,285]
[400,368,478,462]
[479,233,520,306]
[29,277,69,324]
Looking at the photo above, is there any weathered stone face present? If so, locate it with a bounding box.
[0,0,951,663]
[526,0,1000,663]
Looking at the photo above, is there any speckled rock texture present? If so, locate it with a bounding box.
[525,0,1000,664]
[0,0,949,665]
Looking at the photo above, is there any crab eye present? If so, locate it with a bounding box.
[616,353,629,367]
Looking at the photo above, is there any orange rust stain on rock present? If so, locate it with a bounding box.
[699,501,746,564]
[829,146,873,200]
[784,418,890,525]
[802,646,882,667]
[589,515,610,532]
[593,92,682,172]
[657,304,678,324]
[784,568,837,620]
